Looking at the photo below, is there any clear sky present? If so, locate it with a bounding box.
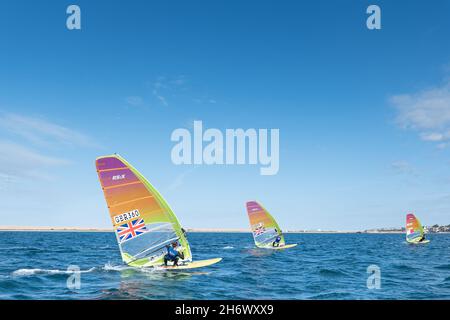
[1,0,449,230]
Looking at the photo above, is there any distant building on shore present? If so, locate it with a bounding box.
[364,224,450,233]
[423,224,450,233]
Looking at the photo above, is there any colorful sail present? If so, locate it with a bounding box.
[96,154,192,267]
[246,201,285,248]
[406,213,424,243]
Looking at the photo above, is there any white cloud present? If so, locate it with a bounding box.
[153,90,169,107]
[125,96,144,107]
[0,113,95,147]
[391,81,450,146]
[419,132,445,142]
[166,168,195,192]
[149,75,190,107]
[390,160,417,176]
[193,96,219,105]
[0,112,96,181]
[146,75,218,108]
[169,75,187,86]
[0,140,69,180]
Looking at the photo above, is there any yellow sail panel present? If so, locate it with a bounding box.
[96,155,191,266]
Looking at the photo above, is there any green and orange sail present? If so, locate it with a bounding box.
[96,154,191,267]
[405,213,425,243]
[246,201,286,248]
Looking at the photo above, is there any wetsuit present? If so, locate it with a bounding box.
[164,246,184,266]
[273,236,281,247]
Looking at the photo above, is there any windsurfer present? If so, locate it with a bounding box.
[164,242,185,266]
[272,235,281,247]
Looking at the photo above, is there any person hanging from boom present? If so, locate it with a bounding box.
[272,229,282,247]
[164,241,185,267]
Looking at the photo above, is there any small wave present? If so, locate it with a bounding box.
[0,246,43,251]
[103,263,160,274]
[308,291,352,299]
[392,264,417,271]
[12,267,95,277]
[435,264,450,270]
[318,268,347,277]
[223,246,234,250]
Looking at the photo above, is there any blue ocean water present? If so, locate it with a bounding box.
[0,232,449,300]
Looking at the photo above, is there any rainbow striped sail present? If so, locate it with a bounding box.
[246,201,286,248]
[406,213,425,243]
[96,155,192,267]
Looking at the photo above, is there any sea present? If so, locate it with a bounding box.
[0,232,449,300]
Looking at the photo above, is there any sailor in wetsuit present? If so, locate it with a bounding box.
[272,235,282,247]
[164,242,185,266]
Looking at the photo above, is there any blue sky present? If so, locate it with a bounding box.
[1,0,450,230]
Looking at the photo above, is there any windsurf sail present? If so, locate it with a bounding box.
[406,213,425,243]
[246,201,286,248]
[96,154,192,267]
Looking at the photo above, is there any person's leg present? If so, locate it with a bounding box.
[173,257,179,266]
[164,255,169,266]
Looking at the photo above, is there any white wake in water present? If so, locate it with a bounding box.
[103,262,160,274]
[12,267,96,277]
[223,246,234,249]
[12,263,161,277]
[103,262,130,272]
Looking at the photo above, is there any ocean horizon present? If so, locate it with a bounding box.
[2,226,440,234]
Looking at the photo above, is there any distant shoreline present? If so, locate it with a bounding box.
[0,226,112,232]
[0,226,357,233]
[0,226,448,234]
[0,226,355,233]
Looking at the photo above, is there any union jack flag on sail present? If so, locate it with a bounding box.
[254,225,266,236]
[116,218,147,243]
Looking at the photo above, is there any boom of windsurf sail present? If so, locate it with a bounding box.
[246,201,295,249]
[96,154,192,267]
[405,213,426,243]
